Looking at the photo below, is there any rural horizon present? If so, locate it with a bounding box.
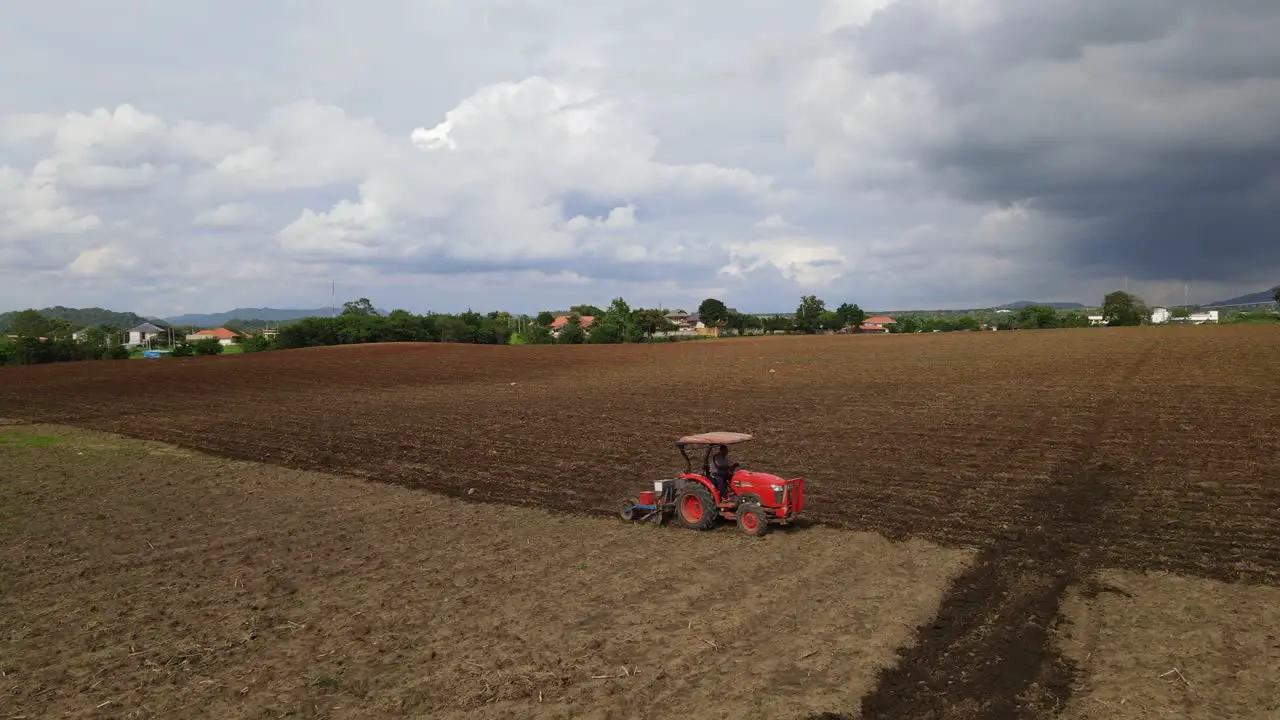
[5,0,1279,717]
[6,280,1280,324]
[3,325,1278,718]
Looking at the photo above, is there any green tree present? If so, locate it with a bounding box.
[1014,305,1059,330]
[436,316,472,343]
[891,314,923,334]
[1272,286,1280,305]
[536,311,555,326]
[1171,307,1190,318]
[588,297,641,343]
[633,308,674,337]
[101,344,130,360]
[79,326,108,348]
[8,309,50,338]
[697,298,730,327]
[819,311,843,331]
[558,316,586,344]
[794,295,826,334]
[836,302,867,329]
[193,338,225,355]
[761,315,791,333]
[570,304,603,317]
[1058,312,1091,328]
[379,309,418,341]
[524,323,553,344]
[1102,291,1147,326]
[724,311,755,334]
[341,298,379,316]
[241,333,277,353]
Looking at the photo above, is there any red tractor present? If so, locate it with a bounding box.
[618,432,805,537]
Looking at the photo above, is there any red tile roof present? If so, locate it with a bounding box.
[865,316,895,324]
[551,315,595,330]
[190,327,240,339]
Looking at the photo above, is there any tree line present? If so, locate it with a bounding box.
[6,287,1274,366]
[0,310,132,366]
[0,309,227,366]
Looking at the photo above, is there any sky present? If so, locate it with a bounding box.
[1,0,1278,316]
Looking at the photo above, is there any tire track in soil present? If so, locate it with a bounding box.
[817,338,1159,720]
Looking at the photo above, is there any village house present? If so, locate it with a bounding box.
[549,315,595,337]
[857,316,896,334]
[186,327,242,346]
[126,322,165,347]
[664,311,690,326]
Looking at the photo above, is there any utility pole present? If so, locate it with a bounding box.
[331,280,336,317]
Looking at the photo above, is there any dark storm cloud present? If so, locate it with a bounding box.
[850,0,1280,284]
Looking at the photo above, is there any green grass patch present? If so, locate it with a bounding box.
[0,431,63,447]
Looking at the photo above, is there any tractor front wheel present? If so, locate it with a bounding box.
[736,503,769,537]
[675,485,718,531]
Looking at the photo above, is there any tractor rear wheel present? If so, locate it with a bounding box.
[736,503,769,537]
[675,484,717,531]
[619,497,639,521]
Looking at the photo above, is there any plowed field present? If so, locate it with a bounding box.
[2,324,1278,718]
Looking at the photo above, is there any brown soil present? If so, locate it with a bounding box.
[1056,569,1280,719]
[0,425,970,719]
[2,325,1277,718]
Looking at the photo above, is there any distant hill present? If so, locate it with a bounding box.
[993,301,1086,311]
[1207,288,1278,307]
[163,307,350,326]
[0,306,154,331]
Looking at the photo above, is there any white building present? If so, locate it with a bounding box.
[1088,315,1106,326]
[126,322,165,347]
[1186,310,1219,324]
[1150,307,1171,324]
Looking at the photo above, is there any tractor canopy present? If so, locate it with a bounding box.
[675,432,753,447]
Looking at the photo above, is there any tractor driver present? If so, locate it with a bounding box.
[709,444,739,497]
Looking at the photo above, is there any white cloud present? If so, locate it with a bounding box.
[821,0,898,32]
[192,202,258,228]
[2,163,102,236]
[755,214,792,229]
[68,245,138,277]
[271,76,774,271]
[566,204,637,230]
[722,237,849,287]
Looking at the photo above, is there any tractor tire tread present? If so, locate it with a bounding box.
[675,484,718,531]
[736,502,769,537]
